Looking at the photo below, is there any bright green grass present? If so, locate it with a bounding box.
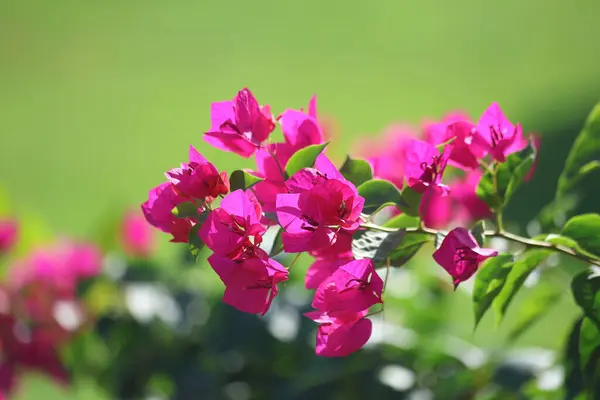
[1,0,599,397]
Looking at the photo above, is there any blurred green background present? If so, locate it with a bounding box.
[1,0,599,398]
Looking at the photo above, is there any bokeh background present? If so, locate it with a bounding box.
[1,0,599,399]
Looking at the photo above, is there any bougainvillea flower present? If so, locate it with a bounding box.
[419,188,453,229]
[305,257,352,290]
[404,139,453,194]
[142,182,194,243]
[207,254,288,315]
[121,209,155,258]
[204,88,276,158]
[524,134,541,182]
[279,101,324,149]
[0,313,69,397]
[357,125,416,189]
[451,170,492,224]
[309,229,354,260]
[425,114,486,170]
[9,241,102,298]
[252,143,296,213]
[433,227,498,287]
[199,190,266,259]
[0,219,18,254]
[420,170,492,229]
[276,168,364,253]
[312,259,383,313]
[473,102,527,163]
[166,146,229,201]
[305,308,372,357]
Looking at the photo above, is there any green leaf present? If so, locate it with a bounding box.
[269,228,284,257]
[471,221,486,247]
[580,160,600,176]
[571,270,600,329]
[357,179,408,214]
[383,214,420,229]
[172,202,198,219]
[188,223,205,260]
[229,169,263,191]
[579,317,600,372]
[339,156,373,187]
[564,317,586,400]
[472,254,514,327]
[562,214,600,259]
[477,140,536,209]
[492,249,551,324]
[352,229,405,264]
[508,283,561,341]
[556,103,600,200]
[284,142,329,178]
[388,232,431,267]
[399,186,423,217]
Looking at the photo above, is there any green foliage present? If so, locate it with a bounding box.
[400,186,423,217]
[339,156,373,187]
[351,228,405,264]
[284,142,328,178]
[383,213,419,229]
[357,179,408,214]
[472,254,514,327]
[388,232,431,267]
[571,270,600,329]
[477,141,536,209]
[229,169,263,191]
[171,202,198,219]
[556,103,600,200]
[492,249,551,324]
[471,221,486,247]
[562,213,600,259]
[508,283,561,341]
[188,224,204,260]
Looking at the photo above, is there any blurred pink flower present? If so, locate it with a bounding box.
[0,219,18,255]
[121,209,155,258]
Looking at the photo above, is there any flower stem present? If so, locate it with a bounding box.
[359,223,600,267]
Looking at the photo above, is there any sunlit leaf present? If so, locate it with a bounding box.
[339,156,373,187]
[357,179,408,214]
[562,213,600,259]
[284,142,328,178]
[352,228,405,264]
[472,254,514,327]
[229,169,263,191]
[492,249,551,324]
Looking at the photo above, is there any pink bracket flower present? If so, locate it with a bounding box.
[404,139,453,194]
[199,190,266,259]
[305,309,372,357]
[433,227,498,288]
[208,254,289,315]
[166,145,229,201]
[142,182,195,243]
[204,88,275,158]
[473,102,527,163]
[312,259,383,313]
[276,165,364,253]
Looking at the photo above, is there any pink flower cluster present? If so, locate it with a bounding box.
[142,89,539,357]
[0,240,102,398]
[360,103,539,229]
